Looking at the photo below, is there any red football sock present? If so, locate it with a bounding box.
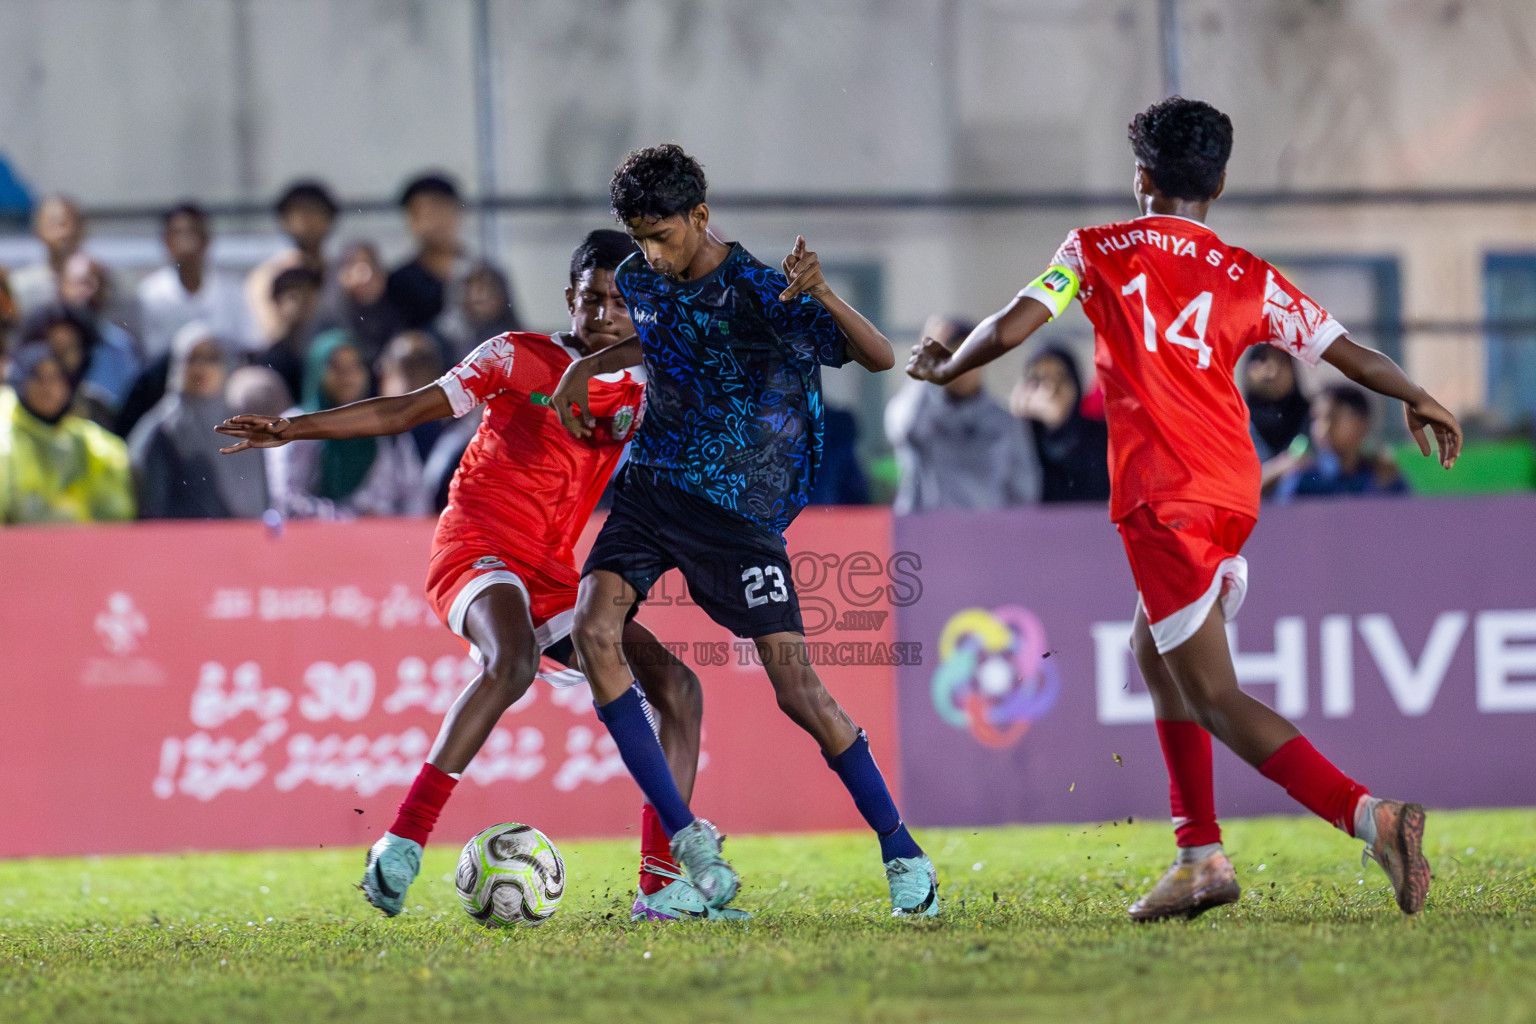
[638,803,679,896]
[388,763,458,846]
[1156,719,1222,847]
[1258,736,1370,835]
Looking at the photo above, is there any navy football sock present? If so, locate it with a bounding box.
[825,729,923,861]
[594,685,693,837]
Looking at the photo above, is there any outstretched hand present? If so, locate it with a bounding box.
[1405,392,1463,469]
[780,236,830,302]
[215,415,294,454]
[550,362,595,440]
[905,336,955,385]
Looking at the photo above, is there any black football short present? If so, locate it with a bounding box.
[582,463,803,638]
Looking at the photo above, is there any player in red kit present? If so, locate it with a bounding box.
[217,231,727,922]
[908,97,1462,920]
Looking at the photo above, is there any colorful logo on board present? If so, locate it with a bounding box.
[930,606,1061,748]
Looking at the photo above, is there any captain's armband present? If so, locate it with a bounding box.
[1018,265,1081,320]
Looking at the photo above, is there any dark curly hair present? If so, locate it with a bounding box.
[569,229,640,284]
[610,144,708,223]
[1127,97,1233,201]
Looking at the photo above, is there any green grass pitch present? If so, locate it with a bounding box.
[2,809,1532,1024]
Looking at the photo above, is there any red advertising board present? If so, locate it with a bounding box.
[0,510,900,857]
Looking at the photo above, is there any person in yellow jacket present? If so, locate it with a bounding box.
[0,339,135,524]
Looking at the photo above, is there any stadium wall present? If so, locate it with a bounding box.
[1,498,1533,857]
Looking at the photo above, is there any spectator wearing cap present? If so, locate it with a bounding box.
[8,194,86,316]
[885,314,1040,514]
[0,338,134,524]
[245,181,339,343]
[1273,383,1408,501]
[136,203,254,360]
[386,173,474,339]
[59,252,142,416]
[313,241,406,367]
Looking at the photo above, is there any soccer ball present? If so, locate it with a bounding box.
[455,823,566,927]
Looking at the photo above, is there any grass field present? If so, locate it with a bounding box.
[2,809,1533,1024]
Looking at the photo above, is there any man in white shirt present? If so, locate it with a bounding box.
[9,194,86,316]
[136,203,254,359]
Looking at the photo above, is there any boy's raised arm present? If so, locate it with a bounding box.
[1320,335,1463,469]
[216,386,453,453]
[907,294,1054,385]
[780,236,894,372]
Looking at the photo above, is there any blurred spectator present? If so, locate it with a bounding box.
[455,261,523,358]
[255,266,324,402]
[8,194,85,316]
[314,241,405,367]
[808,406,870,505]
[1010,346,1110,503]
[137,203,253,360]
[0,339,134,524]
[1244,346,1311,459]
[223,364,297,518]
[17,302,112,428]
[286,329,428,517]
[245,181,339,344]
[885,315,1039,514]
[1273,383,1408,501]
[0,267,16,373]
[127,322,266,519]
[60,253,141,416]
[386,173,472,338]
[375,331,447,460]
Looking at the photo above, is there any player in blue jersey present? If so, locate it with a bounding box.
[551,144,939,917]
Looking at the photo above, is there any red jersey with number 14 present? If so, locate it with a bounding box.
[1022,215,1345,521]
[432,331,645,584]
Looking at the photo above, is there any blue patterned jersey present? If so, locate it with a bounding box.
[617,243,850,532]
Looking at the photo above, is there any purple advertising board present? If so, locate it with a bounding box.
[894,495,1536,828]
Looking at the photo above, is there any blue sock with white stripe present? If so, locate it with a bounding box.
[825,729,923,861]
[594,684,693,837]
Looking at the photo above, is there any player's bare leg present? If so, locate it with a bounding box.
[430,584,542,771]
[755,632,938,917]
[1127,607,1238,921]
[362,583,540,916]
[574,570,739,910]
[1159,604,1430,914]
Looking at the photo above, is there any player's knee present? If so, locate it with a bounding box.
[482,645,538,704]
[652,664,703,723]
[571,614,624,668]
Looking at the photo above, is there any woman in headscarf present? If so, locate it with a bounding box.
[17,301,115,428]
[1010,345,1112,503]
[1243,345,1311,459]
[127,321,267,519]
[0,339,135,523]
[288,328,428,517]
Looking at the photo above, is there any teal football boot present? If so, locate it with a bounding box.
[631,859,753,921]
[360,832,422,917]
[669,818,740,910]
[885,854,940,917]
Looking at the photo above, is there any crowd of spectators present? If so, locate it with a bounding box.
[0,188,1414,526]
[884,316,1408,515]
[0,172,523,525]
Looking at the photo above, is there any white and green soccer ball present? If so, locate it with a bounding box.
[455,823,566,927]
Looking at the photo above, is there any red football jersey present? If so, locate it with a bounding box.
[432,331,645,582]
[1021,215,1345,521]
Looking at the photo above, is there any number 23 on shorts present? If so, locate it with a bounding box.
[742,566,789,607]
